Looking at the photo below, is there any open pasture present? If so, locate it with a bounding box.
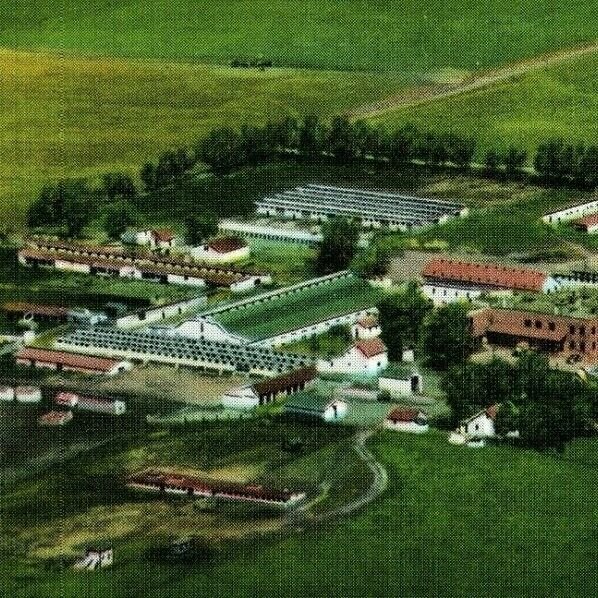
[2,1,596,72]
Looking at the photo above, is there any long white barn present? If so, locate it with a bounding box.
[256,184,468,230]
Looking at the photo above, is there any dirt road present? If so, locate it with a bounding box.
[349,41,598,119]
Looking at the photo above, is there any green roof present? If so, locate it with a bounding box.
[215,275,380,340]
[284,391,337,414]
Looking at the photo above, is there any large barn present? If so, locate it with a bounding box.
[256,184,467,231]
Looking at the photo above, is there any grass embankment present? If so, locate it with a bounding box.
[216,276,381,340]
[372,52,598,159]
[4,430,597,597]
[0,49,410,226]
[2,1,596,72]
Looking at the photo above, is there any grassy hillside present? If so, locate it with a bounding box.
[372,52,598,158]
[4,432,598,597]
[1,1,597,72]
[0,49,411,227]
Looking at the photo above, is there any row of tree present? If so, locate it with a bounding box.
[137,115,596,191]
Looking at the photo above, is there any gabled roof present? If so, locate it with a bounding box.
[284,392,343,414]
[387,408,425,423]
[354,338,387,358]
[463,403,500,423]
[208,236,247,253]
[1,302,69,318]
[356,315,379,329]
[17,347,125,372]
[252,366,317,397]
[151,229,175,242]
[422,258,547,292]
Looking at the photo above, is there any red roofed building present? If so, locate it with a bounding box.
[385,408,429,433]
[422,258,559,305]
[317,338,388,376]
[470,307,598,363]
[1,302,69,323]
[38,410,73,427]
[127,470,305,507]
[150,229,177,249]
[190,236,250,263]
[16,347,133,376]
[572,213,598,234]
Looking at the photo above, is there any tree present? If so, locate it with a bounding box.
[62,194,91,238]
[184,213,218,246]
[350,244,390,278]
[494,400,519,437]
[299,115,326,158]
[327,115,355,162]
[103,201,137,240]
[315,218,360,274]
[484,149,501,174]
[197,128,246,175]
[140,162,157,192]
[503,146,527,176]
[101,172,137,201]
[419,303,473,369]
[377,281,432,361]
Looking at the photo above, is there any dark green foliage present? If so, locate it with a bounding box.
[315,218,360,274]
[184,212,218,245]
[377,281,431,361]
[350,243,391,279]
[103,200,138,240]
[101,172,137,201]
[419,303,474,369]
[197,128,246,175]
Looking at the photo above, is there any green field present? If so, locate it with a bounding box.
[216,276,381,340]
[2,1,596,72]
[0,49,411,226]
[372,52,598,159]
[4,430,597,597]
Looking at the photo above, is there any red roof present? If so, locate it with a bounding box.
[1,302,69,318]
[422,258,547,292]
[151,229,175,242]
[355,338,387,358]
[128,470,300,503]
[572,214,598,228]
[485,404,499,420]
[17,347,125,373]
[252,366,317,397]
[357,315,379,329]
[387,408,424,423]
[208,236,247,254]
[38,410,72,426]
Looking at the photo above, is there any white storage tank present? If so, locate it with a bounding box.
[15,386,42,403]
[0,386,14,402]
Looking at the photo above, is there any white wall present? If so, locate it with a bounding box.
[462,413,495,437]
[379,374,421,397]
[221,387,259,410]
[542,200,598,225]
[317,345,388,376]
[352,323,381,340]
[176,317,247,344]
[384,420,428,434]
[190,245,250,263]
[323,400,348,421]
[422,283,483,305]
[116,297,206,329]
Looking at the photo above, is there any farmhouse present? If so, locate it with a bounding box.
[127,470,305,508]
[121,228,177,249]
[571,213,598,234]
[352,314,381,340]
[256,184,467,231]
[470,308,598,363]
[222,366,317,410]
[385,408,429,434]
[38,410,73,427]
[16,347,133,375]
[317,338,388,376]
[542,198,598,225]
[57,327,312,376]
[284,392,348,421]
[378,365,422,397]
[190,236,250,262]
[460,404,498,438]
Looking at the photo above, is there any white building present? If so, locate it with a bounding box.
[460,404,498,438]
[284,393,348,421]
[121,229,177,249]
[542,198,598,225]
[352,315,381,340]
[384,408,428,433]
[378,367,422,397]
[422,258,560,305]
[190,237,250,263]
[317,338,388,376]
[74,548,113,571]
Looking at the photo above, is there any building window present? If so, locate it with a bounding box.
[548,322,556,331]
[569,340,576,350]
[524,319,532,328]
[570,325,575,334]
[535,320,542,329]
[580,342,586,352]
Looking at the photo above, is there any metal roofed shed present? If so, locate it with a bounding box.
[256,184,467,231]
[283,391,348,421]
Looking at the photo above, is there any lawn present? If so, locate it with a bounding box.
[2,1,596,72]
[216,275,381,340]
[4,431,597,597]
[0,49,411,227]
[372,52,598,160]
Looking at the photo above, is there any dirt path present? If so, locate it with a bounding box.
[349,41,598,119]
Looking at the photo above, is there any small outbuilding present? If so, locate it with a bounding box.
[351,314,381,340]
[317,338,388,376]
[284,392,347,422]
[378,365,422,397]
[190,236,250,263]
[460,404,498,438]
[385,408,428,434]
